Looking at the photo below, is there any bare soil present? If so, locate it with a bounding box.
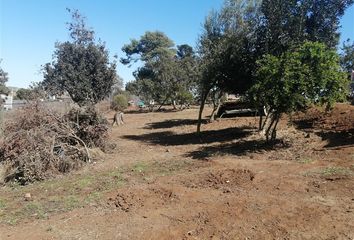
[0,104,353,240]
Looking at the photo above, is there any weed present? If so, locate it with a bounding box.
[23,201,47,219]
[0,199,6,209]
[320,167,353,176]
[132,162,148,173]
[5,217,18,225]
[77,176,94,189]
[297,158,313,164]
[64,195,83,210]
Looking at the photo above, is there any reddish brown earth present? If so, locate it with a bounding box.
[0,104,353,240]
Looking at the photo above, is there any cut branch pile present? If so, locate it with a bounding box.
[0,104,109,184]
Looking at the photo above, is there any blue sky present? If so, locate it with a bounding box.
[0,0,353,88]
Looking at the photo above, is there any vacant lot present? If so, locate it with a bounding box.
[0,104,353,240]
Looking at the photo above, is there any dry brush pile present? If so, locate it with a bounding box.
[0,104,110,184]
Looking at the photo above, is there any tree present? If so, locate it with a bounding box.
[42,9,118,107]
[125,81,140,96]
[249,42,348,141]
[173,44,200,108]
[15,88,31,101]
[111,94,128,111]
[341,40,354,100]
[341,40,354,73]
[196,0,353,133]
[340,40,354,97]
[15,83,46,102]
[121,31,176,108]
[0,61,10,95]
[121,32,198,110]
[258,0,354,56]
[197,0,262,133]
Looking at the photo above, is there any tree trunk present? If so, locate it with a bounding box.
[172,100,177,110]
[210,99,222,122]
[258,114,263,131]
[263,112,280,141]
[263,112,275,141]
[270,115,280,141]
[209,91,223,122]
[197,90,209,134]
[157,97,168,111]
[261,109,271,131]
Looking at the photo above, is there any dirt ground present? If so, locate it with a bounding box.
[0,104,353,240]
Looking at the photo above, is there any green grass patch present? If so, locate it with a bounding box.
[0,199,6,209]
[320,166,353,176]
[132,162,148,173]
[0,159,195,225]
[304,166,354,177]
[297,158,314,164]
[0,169,126,225]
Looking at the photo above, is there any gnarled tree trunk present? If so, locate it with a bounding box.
[197,89,210,134]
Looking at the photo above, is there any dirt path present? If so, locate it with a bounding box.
[0,106,353,240]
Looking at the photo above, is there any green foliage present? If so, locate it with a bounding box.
[196,0,262,132]
[111,94,128,111]
[125,81,140,96]
[258,0,354,56]
[249,42,348,140]
[42,9,117,107]
[0,61,10,95]
[176,90,194,106]
[121,32,198,108]
[197,0,353,99]
[121,31,175,105]
[198,0,261,96]
[341,40,354,97]
[15,83,46,101]
[121,31,175,64]
[341,40,354,73]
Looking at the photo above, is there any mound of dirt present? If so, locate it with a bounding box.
[182,169,255,190]
[293,104,354,132]
[107,186,179,212]
[108,191,144,212]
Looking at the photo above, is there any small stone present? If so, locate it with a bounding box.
[24,193,31,201]
[166,149,170,152]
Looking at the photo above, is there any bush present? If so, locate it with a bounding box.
[65,106,109,149]
[111,94,128,111]
[0,104,110,184]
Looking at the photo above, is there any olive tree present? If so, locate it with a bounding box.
[249,42,348,141]
[42,9,118,107]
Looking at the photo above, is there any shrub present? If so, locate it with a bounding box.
[0,104,109,184]
[111,94,128,111]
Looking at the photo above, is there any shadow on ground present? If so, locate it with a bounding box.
[123,126,255,146]
[125,108,190,115]
[292,118,354,148]
[186,139,289,160]
[143,119,205,129]
[317,129,354,148]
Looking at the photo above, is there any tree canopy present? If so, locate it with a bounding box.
[0,61,10,95]
[258,0,354,56]
[341,40,354,74]
[42,9,118,106]
[196,0,353,133]
[15,83,46,102]
[249,42,348,140]
[122,32,198,109]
